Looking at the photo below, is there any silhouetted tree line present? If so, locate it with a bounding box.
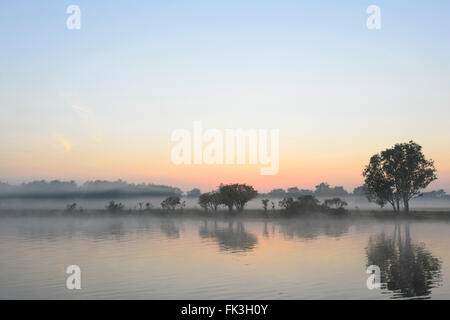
[2,141,446,217]
[276,195,348,216]
[198,184,258,212]
[186,188,201,197]
[418,189,448,199]
[0,179,182,198]
[261,183,349,198]
[196,184,347,216]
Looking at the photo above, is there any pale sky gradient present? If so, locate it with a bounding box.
[1,1,450,192]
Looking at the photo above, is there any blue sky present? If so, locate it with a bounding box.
[1,1,450,191]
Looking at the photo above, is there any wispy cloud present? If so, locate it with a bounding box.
[60,92,104,143]
[55,134,72,152]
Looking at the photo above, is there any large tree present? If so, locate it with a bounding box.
[218,183,258,212]
[198,191,222,212]
[363,141,437,213]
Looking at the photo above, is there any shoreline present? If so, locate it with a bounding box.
[1,208,450,220]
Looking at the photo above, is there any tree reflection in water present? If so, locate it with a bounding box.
[366,223,442,299]
[199,220,257,253]
[160,220,180,239]
[278,218,350,240]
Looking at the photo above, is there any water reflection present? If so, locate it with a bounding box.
[262,222,270,238]
[107,221,125,239]
[2,216,450,299]
[160,220,180,239]
[199,220,257,253]
[366,223,442,299]
[278,219,350,240]
[12,218,128,240]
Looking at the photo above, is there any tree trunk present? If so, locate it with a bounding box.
[403,195,409,214]
[391,202,397,213]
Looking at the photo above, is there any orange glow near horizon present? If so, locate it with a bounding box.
[1,135,450,193]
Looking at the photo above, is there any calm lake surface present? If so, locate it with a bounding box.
[0,215,449,299]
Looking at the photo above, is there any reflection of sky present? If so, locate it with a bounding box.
[0,217,449,299]
[1,1,450,192]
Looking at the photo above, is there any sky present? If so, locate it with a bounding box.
[1,0,450,193]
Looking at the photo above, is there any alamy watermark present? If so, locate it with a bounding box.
[66,265,81,290]
[366,5,381,30]
[64,5,381,31]
[171,121,279,175]
[366,265,381,290]
[66,5,81,30]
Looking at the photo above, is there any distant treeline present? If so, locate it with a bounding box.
[258,183,449,200]
[0,179,448,200]
[0,180,182,198]
[260,183,350,198]
[185,183,356,198]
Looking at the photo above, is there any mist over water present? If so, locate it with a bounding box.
[1,215,449,299]
[1,196,450,211]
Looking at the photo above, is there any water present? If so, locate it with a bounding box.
[0,215,449,299]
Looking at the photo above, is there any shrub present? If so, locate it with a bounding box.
[161,196,181,211]
[106,200,124,212]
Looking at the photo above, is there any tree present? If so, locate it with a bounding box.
[278,197,296,211]
[198,191,222,212]
[218,184,258,212]
[186,188,201,197]
[420,189,447,199]
[266,188,286,197]
[353,185,367,196]
[209,192,222,211]
[363,154,399,211]
[278,195,321,216]
[323,198,348,209]
[261,199,270,212]
[363,141,437,213]
[297,195,321,209]
[314,182,348,196]
[106,200,124,212]
[145,202,153,210]
[332,186,348,196]
[199,193,210,211]
[314,182,332,196]
[287,187,300,197]
[161,196,181,211]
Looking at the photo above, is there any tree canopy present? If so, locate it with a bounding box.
[363,141,437,213]
[198,191,222,212]
[218,183,258,212]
